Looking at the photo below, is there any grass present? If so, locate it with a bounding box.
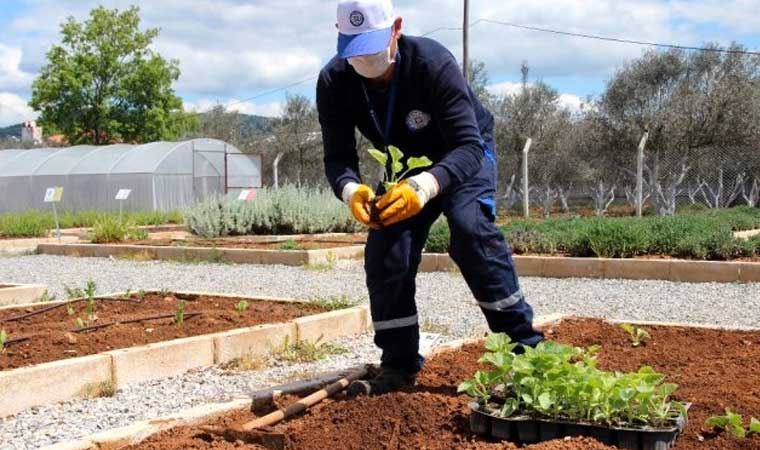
[278,239,301,250]
[81,381,116,399]
[0,209,183,239]
[221,352,269,372]
[420,319,451,335]
[91,216,148,243]
[425,207,760,261]
[310,294,356,311]
[273,335,347,364]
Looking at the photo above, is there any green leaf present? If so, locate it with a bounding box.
[749,417,760,434]
[406,156,433,171]
[457,380,474,394]
[392,161,404,176]
[367,149,388,166]
[388,145,404,165]
[484,333,513,352]
[538,392,553,410]
[500,398,518,417]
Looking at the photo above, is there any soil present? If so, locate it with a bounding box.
[123,318,760,450]
[0,293,325,371]
[128,235,367,250]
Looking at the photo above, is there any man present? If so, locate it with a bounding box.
[317,0,543,396]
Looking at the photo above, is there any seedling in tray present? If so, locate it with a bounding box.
[366,146,432,222]
[459,333,688,448]
[620,323,651,347]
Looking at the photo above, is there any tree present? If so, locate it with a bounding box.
[269,94,322,186]
[29,6,197,145]
[198,104,242,145]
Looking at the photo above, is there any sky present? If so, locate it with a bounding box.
[1,0,760,126]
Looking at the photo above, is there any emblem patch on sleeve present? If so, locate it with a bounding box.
[406,110,431,132]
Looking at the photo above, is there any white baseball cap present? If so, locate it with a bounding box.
[336,0,396,59]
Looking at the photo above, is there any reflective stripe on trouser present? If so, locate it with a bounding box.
[364,139,542,373]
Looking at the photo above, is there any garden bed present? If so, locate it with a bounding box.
[0,292,326,370]
[98,318,758,450]
[36,236,366,266]
[0,291,370,417]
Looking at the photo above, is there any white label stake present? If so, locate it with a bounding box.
[115,189,132,222]
[44,187,64,241]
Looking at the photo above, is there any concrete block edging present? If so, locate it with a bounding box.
[0,292,369,418]
[0,283,48,306]
[419,253,760,283]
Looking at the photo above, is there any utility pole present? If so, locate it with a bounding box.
[635,131,649,217]
[522,138,532,218]
[462,0,470,82]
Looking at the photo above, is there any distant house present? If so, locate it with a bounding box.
[21,121,43,145]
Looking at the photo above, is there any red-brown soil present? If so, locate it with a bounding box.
[125,318,760,450]
[0,293,325,371]
[130,235,367,250]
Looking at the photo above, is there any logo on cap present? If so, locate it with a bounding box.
[349,10,365,27]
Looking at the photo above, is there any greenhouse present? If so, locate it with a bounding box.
[0,139,261,212]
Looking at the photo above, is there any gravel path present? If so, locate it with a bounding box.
[1,255,759,449]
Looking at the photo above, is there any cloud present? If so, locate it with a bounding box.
[0,92,38,127]
[0,45,35,92]
[185,98,284,117]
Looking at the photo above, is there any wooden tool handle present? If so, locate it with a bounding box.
[241,368,367,431]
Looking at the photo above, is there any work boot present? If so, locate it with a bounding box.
[346,366,416,397]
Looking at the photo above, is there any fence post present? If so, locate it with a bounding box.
[636,131,649,217]
[522,138,532,218]
[273,153,284,188]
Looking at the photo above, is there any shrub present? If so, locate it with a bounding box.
[425,219,450,253]
[91,216,148,243]
[0,211,52,238]
[185,185,364,238]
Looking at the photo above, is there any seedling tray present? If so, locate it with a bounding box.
[469,402,690,450]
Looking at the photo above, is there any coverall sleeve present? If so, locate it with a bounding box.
[426,56,485,192]
[317,69,361,199]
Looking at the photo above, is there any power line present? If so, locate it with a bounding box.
[479,18,760,57]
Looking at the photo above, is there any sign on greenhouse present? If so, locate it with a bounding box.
[238,189,257,201]
[44,187,64,203]
[115,189,132,200]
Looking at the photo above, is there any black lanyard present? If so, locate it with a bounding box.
[360,51,402,151]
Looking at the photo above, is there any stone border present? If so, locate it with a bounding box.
[0,290,370,418]
[36,242,365,266]
[418,253,760,283]
[0,283,47,306]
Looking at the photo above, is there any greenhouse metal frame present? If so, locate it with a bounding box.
[0,139,261,212]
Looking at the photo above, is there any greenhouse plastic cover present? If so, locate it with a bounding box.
[0,139,261,212]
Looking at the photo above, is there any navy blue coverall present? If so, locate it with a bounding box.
[317,35,542,374]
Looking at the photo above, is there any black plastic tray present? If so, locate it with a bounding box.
[469,402,690,450]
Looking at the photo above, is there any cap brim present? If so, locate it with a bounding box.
[337,26,392,59]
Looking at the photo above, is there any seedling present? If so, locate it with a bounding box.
[367,145,432,222]
[311,295,355,311]
[75,317,87,330]
[234,300,249,312]
[123,288,133,300]
[174,300,187,325]
[0,329,7,352]
[274,335,347,363]
[620,323,651,347]
[459,333,687,428]
[66,302,75,316]
[706,409,746,438]
[706,409,760,438]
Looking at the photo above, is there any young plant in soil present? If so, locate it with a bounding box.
[234,300,249,313]
[0,329,7,352]
[458,333,687,429]
[278,240,300,251]
[705,409,760,438]
[367,146,432,223]
[619,323,651,347]
[174,300,187,325]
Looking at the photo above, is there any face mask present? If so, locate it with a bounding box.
[348,45,394,79]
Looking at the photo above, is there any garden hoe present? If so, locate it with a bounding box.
[199,366,370,449]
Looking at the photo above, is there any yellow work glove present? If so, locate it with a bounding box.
[342,182,378,228]
[376,172,440,227]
